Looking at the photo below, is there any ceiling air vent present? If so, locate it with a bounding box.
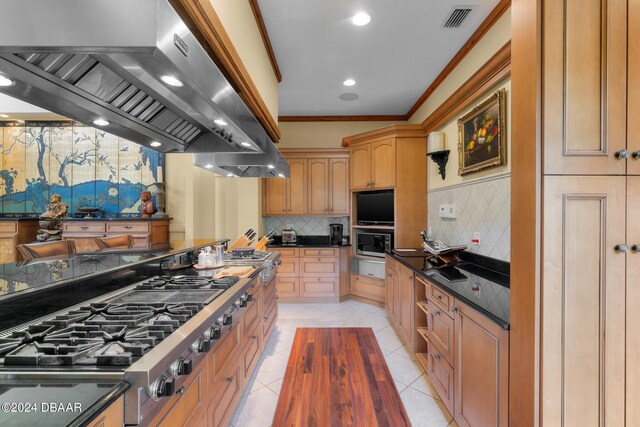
[443,7,473,28]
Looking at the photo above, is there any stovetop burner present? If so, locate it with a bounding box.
[0,301,208,367]
[135,275,240,291]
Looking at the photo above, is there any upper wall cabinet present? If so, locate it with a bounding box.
[262,150,349,216]
[349,139,396,190]
[628,0,640,175]
[543,0,628,175]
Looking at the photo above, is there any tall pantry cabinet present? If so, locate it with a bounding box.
[541,0,638,425]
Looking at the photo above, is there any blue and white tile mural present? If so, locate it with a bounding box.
[0,121,164,218]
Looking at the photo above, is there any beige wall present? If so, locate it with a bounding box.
[209,0,278,121]
[278,121,400,148]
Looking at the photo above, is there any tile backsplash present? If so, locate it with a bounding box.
[263,216,350,236]
[428,174,510,261]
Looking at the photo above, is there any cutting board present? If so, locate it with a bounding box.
[213,266,255,278]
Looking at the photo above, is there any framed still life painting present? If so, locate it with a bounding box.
[457,89,507,176]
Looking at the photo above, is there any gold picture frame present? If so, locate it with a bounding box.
[457,89,507,176]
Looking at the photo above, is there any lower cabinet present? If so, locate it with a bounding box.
[385,257,422,353]
[350,274,385,303]
[209,361,243,427]
[0,220,38,263]
[275,247,344,301]
[61,219,171,252]
[86,396,124,427]
[412,275,509,427]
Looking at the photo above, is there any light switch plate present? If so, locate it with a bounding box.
[439,204,457,219]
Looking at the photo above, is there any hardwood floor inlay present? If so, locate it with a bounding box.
[272,328,411,426]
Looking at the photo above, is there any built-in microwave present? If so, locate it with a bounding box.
[356,231,393,258]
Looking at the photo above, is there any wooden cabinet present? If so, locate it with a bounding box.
[208,360,242,427]
[274,246,345,301]
[629,0,640,176]
[542,175,626,426]
[543,0,627,175]
[349,139,396,190]
[628,176,640,424]
[61,219,170,252]
[263,150,349,216]
[397,268,415,350]
[426,341,455,415]
[385,261,398,321]
[454,300,509,427]
[426,300,454,366]
[86,396,123,427]
[350,274,385,303]
[0,220,38,263]
[150,359,208,427]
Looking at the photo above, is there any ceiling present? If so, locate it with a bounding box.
[0,93,68,121]
[257,0,500,116]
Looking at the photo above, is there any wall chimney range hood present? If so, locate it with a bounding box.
[194,142,290,178]
[0,0,288,177]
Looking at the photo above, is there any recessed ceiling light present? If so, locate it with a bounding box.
[205,164,213,169]
[160,75,184,87]
[92,118,110,126]
[150,141,162,147]
[0,114,8,118]
[352,12,371,26]
[277,173,285,178]
[339,93,359,101]
[343,79,356,87]
[214,119,227,126]
[226,173,235,177]
[267,164,275,169]
[240,142,252,148]
[0,75,15,87]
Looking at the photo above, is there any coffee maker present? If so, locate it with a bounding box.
[329,223,344,246]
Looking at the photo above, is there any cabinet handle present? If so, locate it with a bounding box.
[408,275,413,280]
[226,376,233,382]
[178,386,186,396]
[434,354,441,361]
[615,149,629,159]
[80,226,89,230]
[615,244,629,253]
[436,295,442,300]
[632,245,640,253]
[451,306,459,313]
[251,335,257,340]
[124,225,133,229]
[633,151,640,159]
[434,310,441,316]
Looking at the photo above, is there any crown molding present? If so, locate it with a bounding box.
[341,124,426,147]
[248,0,282,83]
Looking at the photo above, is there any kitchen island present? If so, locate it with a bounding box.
[0,239,279,427]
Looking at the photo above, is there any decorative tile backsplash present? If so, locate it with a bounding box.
[263,216,350,236]
[428,174,510,261]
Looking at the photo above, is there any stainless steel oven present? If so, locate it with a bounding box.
[355,231,393,258]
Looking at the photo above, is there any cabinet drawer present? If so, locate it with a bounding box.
[242,323,262,383]
[301,277,338,297]
[426,300,454,365]
[276,277,299,298]
[302,248,338,257]
[0,223,17,234]
[300,257,339,276]
[263,277,277,303]
[262,299,278,342]
[242,299,261,340]
[428,283,453,314]
[275,247,299,258]
[62,235,102,253]
[209,324,241,392]
[106,222,149,234]
[209,361,242,427]
[154,362,206,427]
[351,275,385,302]
[63,222,106,233]
[427,342,454,415]
[277,258,300,277]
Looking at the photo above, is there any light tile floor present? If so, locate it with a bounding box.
[230,300,458,427]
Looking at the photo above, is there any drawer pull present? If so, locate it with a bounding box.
[263,316,268,320]
[436,295,442,300]
[80,226,89,230]
[434,310,441,316]
[226,376,233,383]
[451,306,459,313]
[124,225,133,229]
[178,386,186,396]
[251,335,257,340]
[434,354,441,361]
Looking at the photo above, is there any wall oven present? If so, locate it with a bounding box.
[356,231,393,258]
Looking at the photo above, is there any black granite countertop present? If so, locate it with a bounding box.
[267,235,350,248]
[389,251,510,329]
[59,217,172,221]
[0,378,128,427]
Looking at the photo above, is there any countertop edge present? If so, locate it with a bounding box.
[388,253,511,330]
[267,244,350,248]
[68,381,130,427]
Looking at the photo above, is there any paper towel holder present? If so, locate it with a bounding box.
[427,150,450,180]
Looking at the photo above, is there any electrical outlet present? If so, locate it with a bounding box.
[471,232,481,245]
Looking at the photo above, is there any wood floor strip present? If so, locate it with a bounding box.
[273,328,410,427]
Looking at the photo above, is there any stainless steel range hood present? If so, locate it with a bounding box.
[194,142,290,178]
[0,0,283,172]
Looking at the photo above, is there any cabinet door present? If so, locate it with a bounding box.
[397,268,415,350]
[153,361,207,427]
[349,145,371,190]
[454,300,509,427]
[427,342,455,416]
[86,396,123,427]
[371,139,396,188]
[426,300,454,366]
[301,277,338,297]
[307,158,329,215]
[543,0,627,175]
[329,158,349,215]
[627,176,640,424]
[385,267,397,321]
[276,277,300,298]
[542,176,626,426]
[263,177,287,215]
[286,158,307,214]
[629,0,640,175]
